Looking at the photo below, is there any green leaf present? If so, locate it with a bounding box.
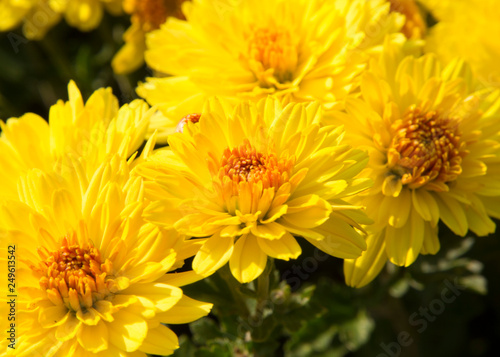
[172,335,196,357]
[337,310,375,351]
[191,318,225,345]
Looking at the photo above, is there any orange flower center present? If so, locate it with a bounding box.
[35,237,113,311]
[247,26,298,84]
[387,106,466,191]
[176,113,201,133]
[388,0,426,39]
[124,0,187,32]
[218,140,294,195]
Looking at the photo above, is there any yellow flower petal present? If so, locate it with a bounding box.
[434,193,468,236]
[420,223,440,255]
[94,300,115,322]
[157,270,206,287]
[138,325,179,356]
[382,175,403,197]
[108,310,148,352]
[229,234,268,283]
[380,189,412,228]
[251,222,287,240]
[76,307,100,326]
[123,283,183,312]
[464,195,496,236]
[192,232,234,277]
[305,218,366,259]
[158,295,213,324]
[412,189,439,225]
[344,231,387,288]
[112,23,146,75]
[77,320,108,353]
[55,314,82,341]
[385,209,425,266]
[281,195,332,228]
[38,305,70,328]
[261,204,288,224]
[257,232,301,260]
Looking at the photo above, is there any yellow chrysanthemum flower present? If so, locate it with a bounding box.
[137,0,406,141]
[329,45,500,287]
[0,80,150,200]
[112,0,189,74]
[420,0,500,88]
[0,156,212,356]
[0,0,122,39]
[133,97,372,284]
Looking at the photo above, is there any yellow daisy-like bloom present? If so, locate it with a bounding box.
[134,97,372,283]
[137,0,406,141]
[387,0,426,39]
[420,0,500,88]
[0,80,150,200]
[0,156,212,356]
[329,46,500,287]
[112,0,189,74]
[0,0,122,39]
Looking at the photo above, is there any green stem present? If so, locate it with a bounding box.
[255,258,273,320]
[218,266,250,319]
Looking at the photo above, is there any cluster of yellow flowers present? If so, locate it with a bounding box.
[1,0,500,355]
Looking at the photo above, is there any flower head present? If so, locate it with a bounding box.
[134,97,371,283]
[0,156,211,356]
[138,0,406,140]
[329,44,500,287]
[0,80,150,200]
[112,0,189,74]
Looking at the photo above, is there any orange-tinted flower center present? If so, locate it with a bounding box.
[387,0,426,38]
[176,113,201,133]
[35,237,113,311]
[124,0,187,32]
[218,140,294,195]
[387,106,466,191]
[247,26,298,83]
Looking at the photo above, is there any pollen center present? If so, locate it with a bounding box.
[124,0,187,32]
[218,140,293,194]
[387,106,466,191]
[247,26,298,84]
[35,237,113,311]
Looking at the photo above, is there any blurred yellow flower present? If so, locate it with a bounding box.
[329,45,500,287]
[112,0,189,74]
[387,0,426,39]
[420,0,500,88]
[0,80,150,200]
[134,97,372,283]
[0,0,122,39]
[0,156,212,356]
[137,0,406,141]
